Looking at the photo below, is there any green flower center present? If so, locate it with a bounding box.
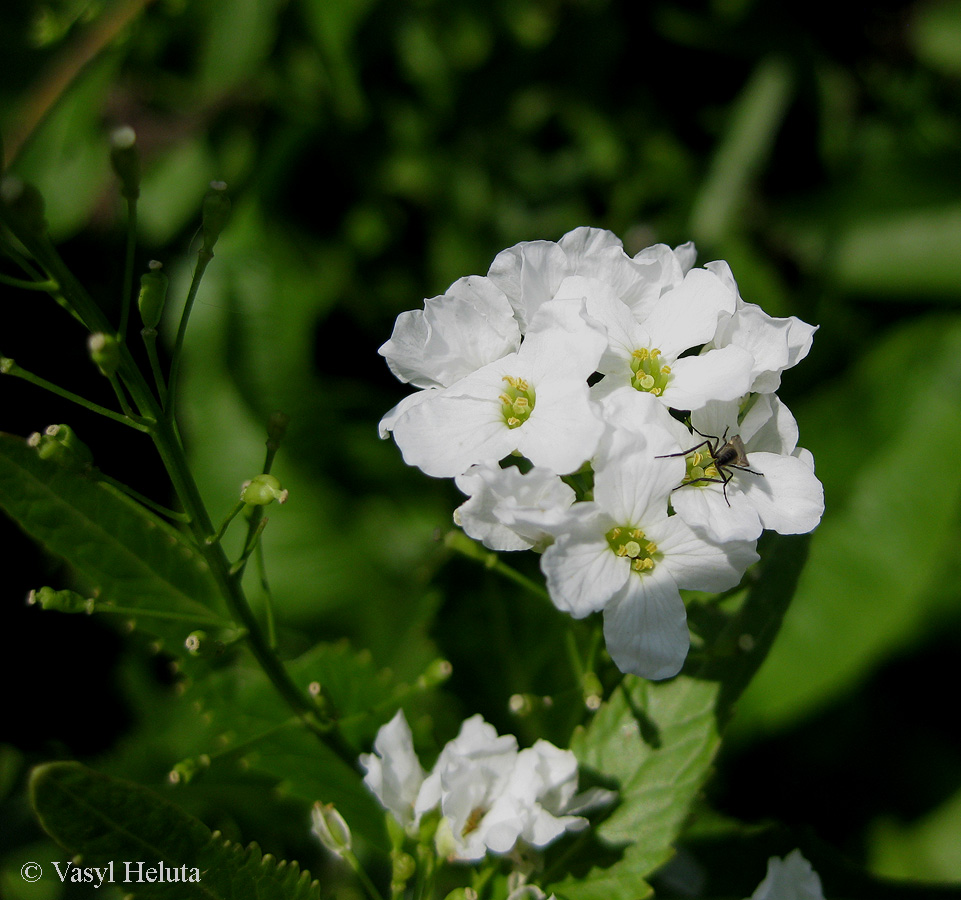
[499,375,536,429]
[606,525,659,575]
[681,448,720,486]
[629,347,672,396]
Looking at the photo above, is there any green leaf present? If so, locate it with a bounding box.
[180,640,423,851]
[0,432,224,649]
[547,676,722,900]
[733,316,961,733]
[30,761,320,900]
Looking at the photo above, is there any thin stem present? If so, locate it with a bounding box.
[254,540,277,651]
[444,530,551,602]
[0,272,58,291]
[119,195,137,339]
[166,248,213,423]
[207,501,245,545]
[107,373,138,419]
[96,471,190,523]
[94,603,233,629]
[141,327,168,405]
[0,357,152,431]
[343,850,387,900]
[229,515,268,577]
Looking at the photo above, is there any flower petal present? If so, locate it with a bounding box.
[664,346,754,410]
[652,515,758,592]
[602,565,689,680]
[738,452,825,535]
[487,239,571,331]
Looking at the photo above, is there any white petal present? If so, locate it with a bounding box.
[379,276,520,389]
[520,295,608,382]
[640,268,738,359]
[739,452,824,535]
[653,515,758,592]
[360,710,426,827]
[516,378,604,474]
[671,480,763,543]
[593,444,683,526]
[540,508,628,617]
[743,394,799,454]
[749,849,825,900]
[602,566,689,680]
[487,240,571,331]
[378,389,436,439]
[664,346,754,410]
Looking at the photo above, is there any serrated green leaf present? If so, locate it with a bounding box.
[30,761,321,900]
[181,641,415,851]
[548,677,722,900]
[0,432,223,647]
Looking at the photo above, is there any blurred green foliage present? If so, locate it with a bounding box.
[2,0,961,895]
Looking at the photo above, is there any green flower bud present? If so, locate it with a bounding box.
[417,658,453,689]
[30,424,94,471]
[138,261,168,329]
[109,126,140,200]
[0,175,47,235]
[169,755,210,785]
[241,473,288,506]
[201,181,231,255]
[391,852,416,883]
[88,332,121,377]
[311,802,352,856]
[27,586,94,614]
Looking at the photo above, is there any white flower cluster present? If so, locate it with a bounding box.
[360,710,610,862]
[380,228,824,680]
[747,849,825,900]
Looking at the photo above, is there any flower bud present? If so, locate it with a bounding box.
[88,332,121,377]
[0,175,47,235]
[201,181,231,255]
[417,658,452,689]
[109,126,140,200]
[32,424,94,471]
[138,261,168,329]
[27,586,94,614]
[391,852,416,883]
[311,802,352,856]
[241,473,288,506]
[169,755,210,785]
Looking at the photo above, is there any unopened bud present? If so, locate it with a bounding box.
[417,658,452,689]
[311,802,352,856]
[138,261,168,328]
[109,126,140,199]
[391,852,416,883]
[88,332,121,377]
[169,755,210,785]
[582,672,603,711]
[27,586,94,614]
[201,181,231,255]
[33,424,94,471]
[443,889,478,900]
[0,175,46,235]
[241,473,288,506]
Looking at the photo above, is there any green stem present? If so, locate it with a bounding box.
[0,201,358,770]
[94,603,233,629]
[255,539,277,650]
[119,194,137,339]
[0,271,58,290]
[343,849,388,900]
[166,247,213,423]
[97,470,190,523]
[207,501,245,545]
[108,372,138,420]
[444,530,551,602]
[0,357,152,431]
[141,327,168,405]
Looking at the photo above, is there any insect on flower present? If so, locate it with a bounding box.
[657,427,762,507]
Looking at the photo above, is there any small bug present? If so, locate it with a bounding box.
[656,426,762,507]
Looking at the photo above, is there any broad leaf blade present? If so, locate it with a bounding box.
[0,432,222,636]
[30,761,321,900]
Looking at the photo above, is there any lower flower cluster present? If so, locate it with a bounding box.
[359,710,612,862]
[380,227,824,679]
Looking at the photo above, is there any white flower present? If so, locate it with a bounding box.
[487,226,677,332]
[705,260,818,394]
[378,275,520,389]
[581,269,755,411]
[453,463,576,551]
[747,849,825,900]
[668,396,824,542]
[388,297,607,478]
[540,431,758,679]
[358,710,426,831]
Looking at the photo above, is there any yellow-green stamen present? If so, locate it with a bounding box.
[629,347,672,396]
[606,525,659,575]
[499,375,536,429]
